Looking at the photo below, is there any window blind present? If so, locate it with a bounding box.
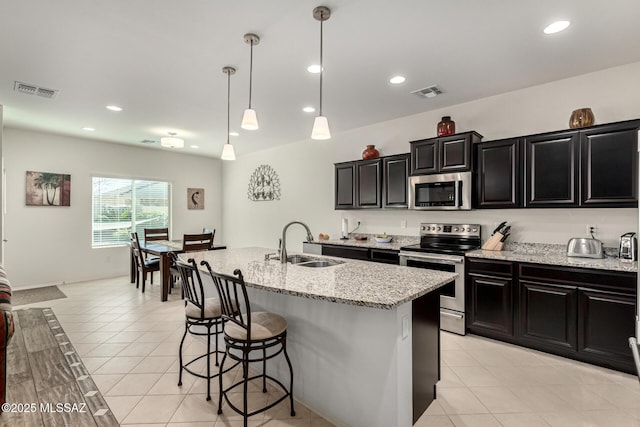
[92,177,170,247]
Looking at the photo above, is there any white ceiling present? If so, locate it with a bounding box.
[1,0,639,158]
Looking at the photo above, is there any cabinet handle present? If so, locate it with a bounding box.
[441,311,463,319]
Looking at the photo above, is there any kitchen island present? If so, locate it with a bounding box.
[184,247,457,427]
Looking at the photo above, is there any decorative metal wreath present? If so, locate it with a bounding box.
[247,164,281,201]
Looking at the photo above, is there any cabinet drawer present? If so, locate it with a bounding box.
[370,249,399,264]
[466,258,514,277]
[321,245,369,260]
[519,263,636,293]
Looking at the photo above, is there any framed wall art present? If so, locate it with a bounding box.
[247,164,281,201]
[25,171,71,206]
[187,188,204,210]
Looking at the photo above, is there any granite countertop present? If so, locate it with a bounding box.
[183,247,457,309]
[308,234,420,252]
[466,242,637,273]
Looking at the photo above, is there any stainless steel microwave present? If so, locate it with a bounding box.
[408,172,472,210]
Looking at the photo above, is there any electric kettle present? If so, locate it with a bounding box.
[619,232,637,261]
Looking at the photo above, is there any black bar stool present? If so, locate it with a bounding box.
[201,261,295,427]
[171,254,236,401]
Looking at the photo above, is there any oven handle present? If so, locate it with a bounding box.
[441,311,464,319]
[399,252,464,265]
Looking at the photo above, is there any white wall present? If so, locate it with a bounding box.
[3,128,223,288]
[222,62,640,253]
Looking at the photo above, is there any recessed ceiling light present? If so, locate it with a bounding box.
[106,105,123,111]
[389,76,406,84]
[303,106,316,113]
[229,131,239,137]
[544,20,570,34]
[190,145,199,149]
[82,127,96,131]
[307,64,322,74]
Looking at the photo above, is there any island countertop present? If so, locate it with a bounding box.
[182,247,457,309]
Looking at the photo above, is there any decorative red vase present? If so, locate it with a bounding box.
[437,116,456,136]
[362,145,380,160]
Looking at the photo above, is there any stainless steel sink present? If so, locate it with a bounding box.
[286,255,344,268]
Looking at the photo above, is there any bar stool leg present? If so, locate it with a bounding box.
[215,321,220,366]
[283,338,296,417]
[206,323,212,401]
[262,348,267,393]
[177,324,188,386]
[243,350,250,427]
[217,352,227,415]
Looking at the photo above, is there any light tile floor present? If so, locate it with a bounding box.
[14,276,640,427]
[14,276,334,427]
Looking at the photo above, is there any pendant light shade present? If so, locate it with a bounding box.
[241,33,260,131]
[311,6,331,140]
[160,132,184,148]
[311,116,331,140]
[220,66,237,161]
[221,143,236,160]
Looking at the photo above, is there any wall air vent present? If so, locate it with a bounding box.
[411,85,443,99]
[14,81,59,99]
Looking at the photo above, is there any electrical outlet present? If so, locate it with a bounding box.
[586,224,597,235]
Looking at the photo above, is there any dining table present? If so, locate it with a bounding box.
[130,239,227,301]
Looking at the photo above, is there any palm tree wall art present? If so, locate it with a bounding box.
[26,171,71,206]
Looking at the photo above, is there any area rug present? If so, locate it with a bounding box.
[3,308,119,426]
[11,285,67,306]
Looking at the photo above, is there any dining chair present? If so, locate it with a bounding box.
[202,228,216,247]
[201,261,295,426]
[144,227,169,242]
[131,232,160,293]
[182,233,214,252]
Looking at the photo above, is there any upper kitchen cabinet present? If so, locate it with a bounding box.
[580,120,639,207]
[410,131,483,175]
[335,161,357,209]
[383,153,410,208]
[524,130,580,207]
[356,159,382,209]
[475,138,522,209]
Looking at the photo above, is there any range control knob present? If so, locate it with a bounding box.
[437,227,442,231]
[421,226,426,231]
[453,227,459,232]
[472,228,478,232]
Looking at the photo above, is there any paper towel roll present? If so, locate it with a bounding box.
[341,218,348,238]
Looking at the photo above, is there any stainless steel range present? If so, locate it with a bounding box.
[399,223,481,335]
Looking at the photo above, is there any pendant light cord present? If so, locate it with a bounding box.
[226,70,231,145]
[319,15,324,116]
[248,41,254,109]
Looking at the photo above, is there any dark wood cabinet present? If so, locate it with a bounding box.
[335,154,408,210]
[356,159,382,208]
[475,138,521,208]
[335,162,356,209]
[320,244,399,265]
[578,288,636,371]
[466,259,515,339]
[370,249,400,264]
[383,154,409,208]
[467,259,637,373]
[519,280,578,353]
[580,121,638,207]
[410,131,482,175]
[525,131,580,207]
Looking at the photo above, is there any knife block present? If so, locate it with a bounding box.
[482,233,504,251]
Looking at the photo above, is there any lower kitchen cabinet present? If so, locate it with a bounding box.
[319,244,400,264]
[518,281,578,353]
[466,258,637,373]
[467,259,515,339]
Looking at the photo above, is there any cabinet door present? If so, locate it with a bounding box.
[468,274,514,338]
[335,162,356,209]
[411,139,438,175]
[519,281,578,352]
[321,245,369,260]
[525,131,579,207]
[440,134,471,172]
[578,288,636,370]
[580,122,639,207]
[356,159,382,208]
[383,154,409,208]
[475,138,521,208]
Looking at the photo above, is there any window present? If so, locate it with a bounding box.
[92,177,171,247]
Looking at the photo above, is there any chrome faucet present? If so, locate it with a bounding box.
[281,221,314,263]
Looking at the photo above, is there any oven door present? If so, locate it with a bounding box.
[399,252,465,312]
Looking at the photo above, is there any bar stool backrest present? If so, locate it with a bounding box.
[202,262,252,341]
[171,254,206,318]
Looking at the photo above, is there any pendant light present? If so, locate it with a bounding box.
[221,66,237,161]
[311,6,331,140]
[241,33,260,131]
[160,132,184,149]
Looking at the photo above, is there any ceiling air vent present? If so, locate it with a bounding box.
[411,85,443,99]
[14,81,59,99]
